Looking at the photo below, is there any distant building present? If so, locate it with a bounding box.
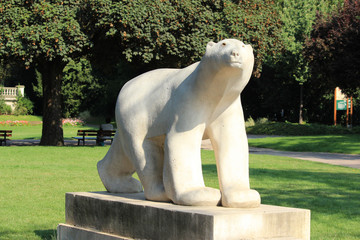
[0,85,25,111]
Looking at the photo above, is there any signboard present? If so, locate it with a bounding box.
[334,87,354,126]
[336,99,351,110]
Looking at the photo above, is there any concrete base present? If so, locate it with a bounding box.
[58,192,310,240]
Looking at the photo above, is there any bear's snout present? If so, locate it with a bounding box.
[230,44,253,63]
[231,50,240,57]
[229,47,244,65]
[230,49,242,62]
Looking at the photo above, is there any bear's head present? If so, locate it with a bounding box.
[203,39,254,73]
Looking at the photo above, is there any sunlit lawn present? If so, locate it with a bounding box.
[3,125,97,140]
[0,147,359,240]
[0,115,43,122]
[0,115,98,140]
[248,135,360,155]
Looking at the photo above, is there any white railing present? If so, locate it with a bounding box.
[1,86,25,111]
[1,87,18,97]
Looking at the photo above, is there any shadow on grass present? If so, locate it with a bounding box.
[34,229,57,240]
[203,162,360,216]
[251,167,360,215]
[202,164,218,175]
[249,135,360,154]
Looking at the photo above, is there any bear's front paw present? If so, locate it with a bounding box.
[172,187,221,206]
[222,188,260,208]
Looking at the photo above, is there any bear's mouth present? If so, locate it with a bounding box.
[229,61,242,68]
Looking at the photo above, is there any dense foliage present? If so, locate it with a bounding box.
[0,1,91,66]
[0,0,92,145]
[81,0,283,76]
[0,98,12,115]
[61,59,102,118]
[14,94,34,115]
[1,0,359,141]
[304,0,360,97]
[0,0,284,145]
[242,0,351,124]
[246,120,360,136]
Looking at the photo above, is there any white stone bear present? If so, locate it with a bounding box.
[98,39,261,208]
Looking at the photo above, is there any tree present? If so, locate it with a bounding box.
[1,0,284,146]
[80,0,284,118]
[0,0,91,145]
[61,58,102,118]
[274,0,343,123]
[304,0,360,97]
[81,0,283,76]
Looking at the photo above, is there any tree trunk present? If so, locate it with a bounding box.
[299,84,304,124]
[39,59,65,146]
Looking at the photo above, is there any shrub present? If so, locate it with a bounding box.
[245,117,255,127]
[0,98,12,115]
[78,110,91,122]
[13,95,34,115]
[246,121,354,136]
[256,117,269,125]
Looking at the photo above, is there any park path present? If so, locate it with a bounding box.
[8,138,360,169]
[201,138,360,169]
[249,147,360,169]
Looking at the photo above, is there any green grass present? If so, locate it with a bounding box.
[0,115,101,140]
[1,148,359,239]
[0,146,108,240]
[3,125,97,140]
[1,125,43,140]
[248,153,360,240]
[7,124,359,155]
[0,115,113,126]
[0,115,43,122]
[246,121,360,135]
[248,135,360,154]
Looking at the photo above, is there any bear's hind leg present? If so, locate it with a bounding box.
[125,136,170,202]
[97,132,143,193]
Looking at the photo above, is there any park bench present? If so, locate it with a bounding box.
[73,130,116,146]
[0,130,12,146]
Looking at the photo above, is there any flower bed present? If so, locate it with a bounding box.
[62,118,85,126]
[0,120,31,126]
[0,119,85,126]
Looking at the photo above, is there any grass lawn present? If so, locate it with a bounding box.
[0,115,43,122]
[0,115,101,140]
[2,124,360,155]
[248,135,360,155]
[1,147,359,239]
[3,125,97,140]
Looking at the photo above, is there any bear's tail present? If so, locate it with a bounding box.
[97,131,143,193]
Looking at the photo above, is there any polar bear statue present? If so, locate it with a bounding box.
[97,39,261,208]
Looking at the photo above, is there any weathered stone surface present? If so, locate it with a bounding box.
[58,192,310,240]
[57,224,130,240]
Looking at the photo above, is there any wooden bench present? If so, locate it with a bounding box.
[73,130,116,146]
[0,130,12,146]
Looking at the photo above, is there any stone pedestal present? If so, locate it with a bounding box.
[57,192,310,240]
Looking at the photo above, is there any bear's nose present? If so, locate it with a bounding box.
[231,50,240,57]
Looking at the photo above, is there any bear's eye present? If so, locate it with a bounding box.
[222,42,226,46]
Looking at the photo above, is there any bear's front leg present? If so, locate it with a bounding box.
[207,100,260,208]
[163,125,221,206]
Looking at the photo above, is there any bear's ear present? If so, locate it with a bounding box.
[206,41,216,52]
